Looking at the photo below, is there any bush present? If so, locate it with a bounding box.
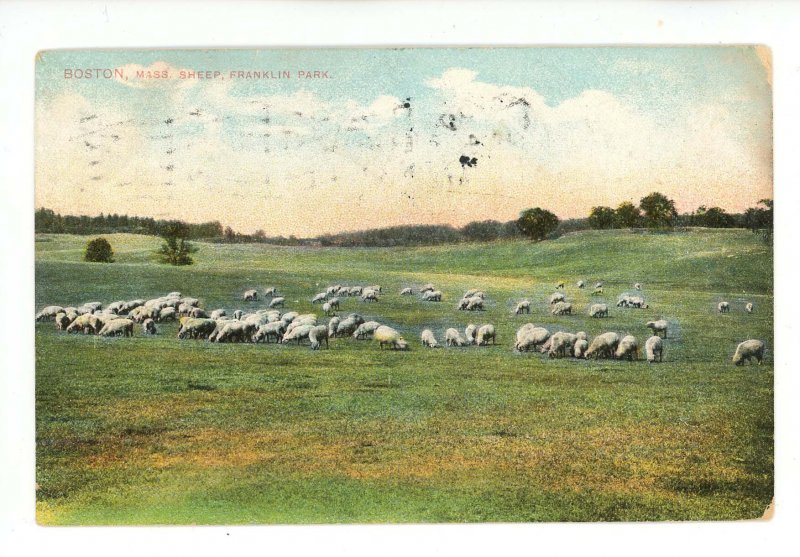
[84,237,114,263]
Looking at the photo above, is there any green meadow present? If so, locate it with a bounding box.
[34,228,773,524]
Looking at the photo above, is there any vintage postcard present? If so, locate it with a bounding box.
[34,47,773,524]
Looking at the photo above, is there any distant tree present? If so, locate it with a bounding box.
[588,206,616,229]
[615,201,642,228]
[695,206,735,228]
[639,192,677,228]
[157,221,197,265]
[743,199,773,244]
[253,229,266,242]
[84,237,114,263]
[462,220,502,241]
[516,208,560,241]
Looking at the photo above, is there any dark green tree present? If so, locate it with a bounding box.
[157,221,197,265]
[516,208,560,241]
[695,206,735,228]
[639,192,677,228]
[84,237,114,262]
[615,201,642,228]
[462,220,503,241]
[588,206,616,229]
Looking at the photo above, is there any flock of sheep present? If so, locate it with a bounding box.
[34,280,766,366]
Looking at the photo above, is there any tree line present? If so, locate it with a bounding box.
[35,208,224,239]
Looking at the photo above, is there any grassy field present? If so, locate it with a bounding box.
[34,228,773,523]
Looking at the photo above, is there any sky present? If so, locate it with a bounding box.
[35,47,772,236]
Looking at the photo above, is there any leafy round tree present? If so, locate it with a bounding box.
[615,201,642,228]
[516,208,560,241]
[588,206,616,229]
[84,237,114,263]
[157,221,197,266]
[639,192,677,228]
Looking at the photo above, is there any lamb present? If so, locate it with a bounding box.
[514,300,531,315]
[577,280,585,289]
[732,339,766,366]
[645,335,663,363]
[445,328,468,347]
[475,324,496,346]
[573,339,589,359]
[36,306,64,321]
[551,301,572,316]
[361,289,379,302]
[158,307,177,322]
[421,290,442,302]
[312,292,328,304]
[645,319,668,338]
[282,324,314,345]
[465,324,477,345]
[253,321,285,343]
[549,292,566,305]
[718,301,730,313]
[547,332,577,358]
[243,289,259,301]
[352,321,381,340]
[97,318,134,337]
[400,287,413,296]
[585,332,621,360]
[263,287,278,297]
[615,335,639,361]
[142,318,158,335]
[177,318,216,340]
[420,329,440,348]
[210,309,227,320]
[309,325,329,350]
[745,302,754,314]
[374,325,408,350]
[268,297,285,308]
[514,325,550,352]
[588,303,609,318]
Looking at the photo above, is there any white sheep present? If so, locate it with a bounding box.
[400,287,413,296]
[465,324,477,345]
[243,289,259,301]
[282,323,313,345]
[573,339,589,359]
[732,339,766,365]
[328,316,341,338]
[551,302,572,316]
[269,297,285,308]
[745,302,754,313]
[253,321,285,343]
[465,297,483,311]
[420,284,436,294]
[577,280,585,289]
[445,328,468,347]
[475,324,496,346]
[263,287,278,297]
[322,302,334,316]
[328,297,341,310]
[549,292,566,305]
[336,317,361,338]
[97,318,134,337]
[515,325,550,352]
[374,325,408,350]
[547,331,577,358]
[361,289,379,303]
[142,318,158,335]
[352,321,381,340]
[189,307,208,319]
[462,288,479,299]
[645,319,668,338]
[177,318,216,340]
[588,303,609,318]
[585,332,621,360]
[718,301,730,313]
[420,329,440,348]
[645,335,663,363]
[36,306,64,321]
[209,309,226,320]
[514,300,531,315]
[158,307,177,322]
[615,335,639,361]
[422,290,442,302]
[281,311,299,324]
[309,325,329,350]
[54,312,72,331]
[312,292,328,304]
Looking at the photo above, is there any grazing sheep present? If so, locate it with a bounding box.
[83,302,103,311]
[348,286,363,297]
[577,280,585,289]
[732,339,766,366]
[514,325,550,352]
[180,297,199,308]
[629,296,648,309]
[158,307,177,322]
[166,292,181,298]
[312,292,328,304]
[547,332,578,358]
[322,302,334,316]
[615,335,639,361]
[336,317,360,338]
[374,325,408,350]
[420,329,440,348]
[421,290,442,302]
[286,315,317,333]
[556,281,565,290]
[214,321,251,343]
[465,324,477,345]
[326,285,340,296]
[177,303,193,316]
[475,324,496,346]
[514,300,531,315]
[352,321,381,340]
[281,311,299,324]
[142,318,158,335]
[309,325,329,350]
[106,301,125,314]
[65,314,94,334]
[745,302,754,313]
[645,336,663,363]
[361,289,379,303]
[282,324,314,345]
[328,297,341,310]
[634,283,642,290]
[243,289,259,301]
[585,332,621,360]
[327,316,341,338]
[588,303,609,318]
[36,306,64,321]
[367,285,382,294]
[253,321,285,343]
[420,284,436,294]
[445,328,468,347]
[97,318,134,337]
[177,318,216,340]
[269,297,285,309]
[462,288,479,299]
[551,302,572,316]
[189,307,208,319]
[573,339,589,359]
[400,287,413,296]
[54,312,71,331]
[209,309,226,320]
[465,297,484,311]
[718,301,730,313]
[457,298,471,310]
[549,292,566,305]
[645,319,668,338]
[264,287,278,296]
